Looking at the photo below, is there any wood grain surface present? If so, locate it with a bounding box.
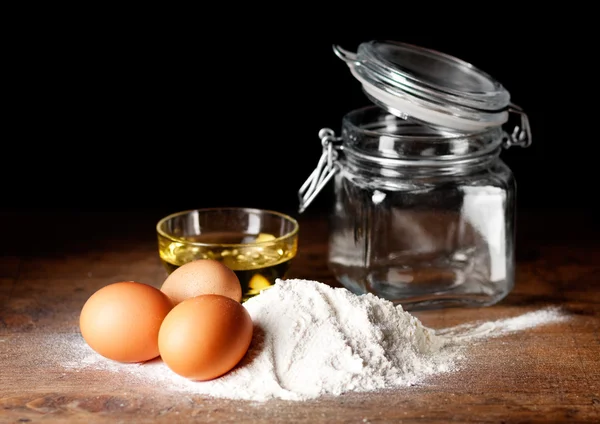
[1,207,599,423]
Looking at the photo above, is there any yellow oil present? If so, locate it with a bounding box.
[158,231,297,302]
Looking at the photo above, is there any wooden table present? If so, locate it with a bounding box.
[1,208,598,423]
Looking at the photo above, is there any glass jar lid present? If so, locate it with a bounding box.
[334,40,513,133]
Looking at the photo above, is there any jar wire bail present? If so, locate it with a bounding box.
[298,128,341,213]
[504,103,532,148]
[332,45,358,63]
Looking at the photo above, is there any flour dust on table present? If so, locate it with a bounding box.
[51,279,567,402]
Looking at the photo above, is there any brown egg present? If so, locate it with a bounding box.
[79,281,173,363]
[158,294,253,381]
[160,259,242,305]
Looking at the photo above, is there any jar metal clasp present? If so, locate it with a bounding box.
[298,128,342,213]
[503,103,532,148]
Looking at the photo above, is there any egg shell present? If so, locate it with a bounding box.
[158,294,253,381]
[160,259,242,305]
[79,281,173,363]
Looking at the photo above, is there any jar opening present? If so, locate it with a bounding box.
[342,105,504,161]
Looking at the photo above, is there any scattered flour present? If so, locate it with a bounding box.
[49,278,568,402]
[436,307,569,340]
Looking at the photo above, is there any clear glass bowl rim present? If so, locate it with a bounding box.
[156,207,300,248]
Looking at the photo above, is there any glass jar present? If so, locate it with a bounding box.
[299,40,532,310]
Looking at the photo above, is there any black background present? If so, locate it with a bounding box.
[3,7,595,221]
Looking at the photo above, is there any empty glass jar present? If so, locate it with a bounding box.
[299,40,532,310]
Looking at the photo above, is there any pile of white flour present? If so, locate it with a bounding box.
[54,278,567,401]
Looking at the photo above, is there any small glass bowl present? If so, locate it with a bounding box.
[156,207,299,301]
